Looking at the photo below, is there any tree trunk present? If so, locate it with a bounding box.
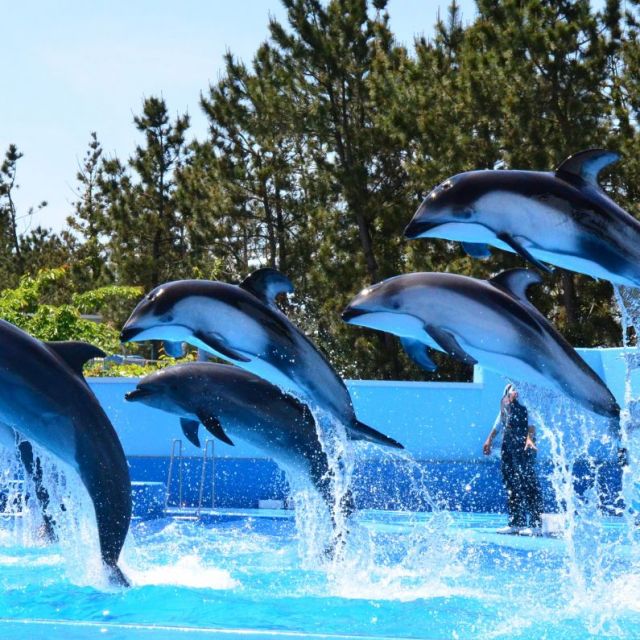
[354,209,378,283]
[275,184,287,273]
[561,270,577,327]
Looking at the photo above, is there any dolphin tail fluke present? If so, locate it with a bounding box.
[105,562,130,588]
[349,420,404,449]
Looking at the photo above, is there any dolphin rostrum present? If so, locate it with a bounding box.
[0,323,131,586]
[125,362,356,518]
[404,149,640,287]
[342,269,620,423]
[120,268,403,450]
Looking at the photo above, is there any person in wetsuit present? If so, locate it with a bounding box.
[483,384,543,535]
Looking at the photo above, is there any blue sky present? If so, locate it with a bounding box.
[2,1,477,233]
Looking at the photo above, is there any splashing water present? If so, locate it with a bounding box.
[518,320,638,635]
[325,444,464,603]
[0,439,123,588]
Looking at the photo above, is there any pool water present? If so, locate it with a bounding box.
[1,509,639,640]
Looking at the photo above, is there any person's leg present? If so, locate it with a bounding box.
[510,452,528,528]
[523,450,543,528]
[501,452,521,528]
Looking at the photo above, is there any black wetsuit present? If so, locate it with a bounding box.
[500,399,542,528]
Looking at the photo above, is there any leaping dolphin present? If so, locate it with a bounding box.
[0,323,131,586]
[404,149,640,287]
[120,268,403,450]
[124,363,356,519]
[342,269,620,423]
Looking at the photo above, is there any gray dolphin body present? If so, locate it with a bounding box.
[125,362,353,515]
[120,269,402,450]
[342,269,619,422]
[0,321,131,586]
[404,149,640,287]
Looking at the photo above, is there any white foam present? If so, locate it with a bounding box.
[127,554,239,589]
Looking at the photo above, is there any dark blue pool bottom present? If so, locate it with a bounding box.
[128,456,623,518]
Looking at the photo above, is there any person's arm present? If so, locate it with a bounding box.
[483,413,502,455]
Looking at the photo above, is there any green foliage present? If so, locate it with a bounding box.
[6,0,640,381]
[0,268,142,355]
[85,351,197,378]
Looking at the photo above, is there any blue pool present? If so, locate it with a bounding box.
[1,508,639,639]
[1,348,639,639]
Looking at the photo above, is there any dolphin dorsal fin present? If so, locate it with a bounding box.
[239,268,294,308]
[489,269,543,302]
[555,149,620,188]
[45,341,105,378]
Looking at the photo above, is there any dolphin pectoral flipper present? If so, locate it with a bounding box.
[348,420,404,449]
[462,242,491,259]
[192,330,251,363]
[425,325,477,366]
[399,337,437,372]
[180,418,201,448]
[44,342,106,378]
[496,233,553,273]
[555,149,620,188]
[164,341,186,358]
[198,413,234,446]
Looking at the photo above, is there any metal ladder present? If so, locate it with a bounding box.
[164,439,184,510]
[196,439,215,516]
[164,438,215,516]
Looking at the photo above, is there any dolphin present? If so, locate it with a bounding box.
[404,149,640,287]
[120,268,403,450]
[124,362,355,518]
[342,269,620,423]
[0,323,131,586]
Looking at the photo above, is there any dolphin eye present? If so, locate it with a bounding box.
[454,206,474,220]
[164,314,174,323]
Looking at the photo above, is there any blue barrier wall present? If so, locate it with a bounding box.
[88,347,631,515]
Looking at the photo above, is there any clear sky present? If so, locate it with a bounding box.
[2,1,477,233]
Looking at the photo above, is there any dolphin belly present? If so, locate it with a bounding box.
[418,222,498,244]
[343,311,432,342]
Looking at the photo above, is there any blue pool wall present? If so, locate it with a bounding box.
[89,347,634,516]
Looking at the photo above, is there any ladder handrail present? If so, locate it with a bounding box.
[165,439,183,509]
[196,439,215,516]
